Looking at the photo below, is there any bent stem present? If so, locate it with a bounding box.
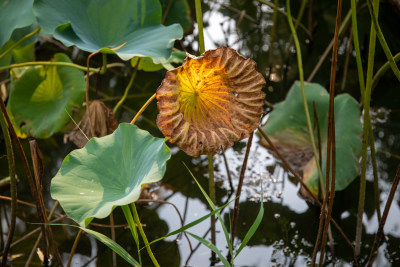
[131,203,160,267]
[130,93,156,125]
[114,64,139,114]
[0,27,41,60]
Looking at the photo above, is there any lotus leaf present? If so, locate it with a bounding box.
[51,123,171,227]
[33,0,183,63]
[260,82,362,199]
[8,53,85,138]
[0,0,35,46]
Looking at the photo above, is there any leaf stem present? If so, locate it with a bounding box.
[131,203,160,267]
[113,65,139,114]
[355,0,379,257]
[130,93,156,125]
[195,0,205,54]
[351,0,365,99]
[0,27,41,60]
[0,61,98,73]
[286,0,325,197]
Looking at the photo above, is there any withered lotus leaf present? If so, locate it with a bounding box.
[156,47,266,156]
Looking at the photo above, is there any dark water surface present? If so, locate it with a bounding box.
[1,0,400,266]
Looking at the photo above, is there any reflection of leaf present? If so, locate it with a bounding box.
[64,100,118,148]
[8,53,85,138]
[259,82,362,199]
[51,123,171,227]
[156,47,266,157]
[0,0,35,46]
[33,0,183,63]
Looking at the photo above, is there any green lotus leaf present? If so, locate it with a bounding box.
[0,0,35,46]
[160,0,193,33]
[131,51,186,72]
[259,82,362,198]
[33,0,183,63]
[8,53,85,138]
[50,123,171,227]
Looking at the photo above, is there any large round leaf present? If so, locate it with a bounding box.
[8,53,85,138]
[0,0,35,46]
[259,82,362,199]
[51,123,171,227]
[33,0,183,63]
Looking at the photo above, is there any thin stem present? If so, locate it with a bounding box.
[208,154,217,265]
[122,205,141,265]
[110,213,117,267]
[372,52,400,89]
[367,0,400,82]
[286,0,324,197]
[100,53,108,75]
[230,133,254,255]
[351,0,366,99]
[222,151,234,192]
[131,203,160,267]
[0,104,16,267]
[67,229,83,267]
[195,0,205,54]
[0,61,98,73]
[113,65,138,114]
[130,93,156,124]
[0,27,41,60]
[369,125,381,223]
[355,0,379,257]
[319,0,342,263]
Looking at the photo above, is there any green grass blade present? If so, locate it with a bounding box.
[149,200,233,246]
[122,205,141,265]
[186,231,231,267]
[79,227,140,266]
[367,0,400,82]
[234,200,264,259]
[183,162,234,257]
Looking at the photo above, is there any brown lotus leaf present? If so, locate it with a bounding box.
[156,47,266,157]
[64,100,118,148]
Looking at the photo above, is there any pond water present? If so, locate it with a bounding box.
[1,0,400,266]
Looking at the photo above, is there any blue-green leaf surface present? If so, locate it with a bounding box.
[33,0,183,63]
[0,0,35,46]
[51,123,171,227]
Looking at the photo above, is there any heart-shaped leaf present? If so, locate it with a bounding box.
[51,123,171,227]
[8,53,85,138]
[259,82,362,199]
[33,0,183,63]
[0,0,35,46]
